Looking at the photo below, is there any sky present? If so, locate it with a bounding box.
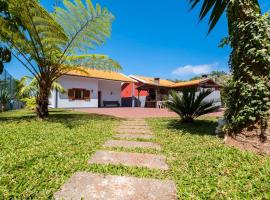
[5,0,270,80]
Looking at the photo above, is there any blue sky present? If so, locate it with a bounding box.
[5,0,270,80]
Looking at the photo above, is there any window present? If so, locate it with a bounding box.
[68,89,90,100]
[75,89,83,99]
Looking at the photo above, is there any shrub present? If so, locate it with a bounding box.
[0,89,11,112]
[21,97,36,110]
[166,88,219,123]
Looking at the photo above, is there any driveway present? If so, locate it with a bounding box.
[74,107,223,119]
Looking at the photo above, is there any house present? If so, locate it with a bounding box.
[121,75,221,108]
[49,68,136,108]
[121,76,174,107]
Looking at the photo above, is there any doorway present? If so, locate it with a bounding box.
[98,91,102,107]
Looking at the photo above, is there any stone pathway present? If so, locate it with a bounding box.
[55,118,177,200]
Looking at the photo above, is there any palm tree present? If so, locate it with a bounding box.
[166,88,219,123]
[189,0,270,136]
[0,0,121,118]
[17,76,65,99]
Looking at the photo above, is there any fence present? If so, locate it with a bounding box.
[0,69,17,97]
[0,69,23,110]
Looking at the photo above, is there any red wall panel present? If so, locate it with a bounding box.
[121,83,148,97]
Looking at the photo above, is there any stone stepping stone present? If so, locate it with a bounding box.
[117,129,152,134]
[125,119,145,121]
[104,140,160,150]
[54,172,177,200]
[118,125,150,130]
[125,121,146,123]
[124,123,148,127]
[114,133,154,140]
[89,150,169,170]
[122,123,149,128]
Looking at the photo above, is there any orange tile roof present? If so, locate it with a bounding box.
[171,78,217,88]
[65,68,137,83]
[130,75,219,89]
[130,75,175,87]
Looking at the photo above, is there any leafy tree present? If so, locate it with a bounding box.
[0,89,11,112]
[166,88,219,123]
[190,71,228,81]
[188,0,270,138]
[0,0,15,74]
[0,47,11,74]
[0,0,120,118]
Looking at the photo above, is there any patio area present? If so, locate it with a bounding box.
[74,108,223,119]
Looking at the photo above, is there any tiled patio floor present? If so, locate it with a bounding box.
[74,107,223,119]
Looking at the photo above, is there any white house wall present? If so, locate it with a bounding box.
[98,79,122,106]
[49,75,122,108]
[50,75,99,108]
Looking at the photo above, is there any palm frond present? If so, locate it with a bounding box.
[52,81,66,93]
[188,0,229,33]
[54,0,114,55]
[18,76,65,98]
[2,0,68,66]
[65,54,121,71]
[189,0,261,33]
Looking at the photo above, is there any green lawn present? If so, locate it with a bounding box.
[0,110,269,199]
[0,109,119,199]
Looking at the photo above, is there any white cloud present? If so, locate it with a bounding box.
[172,63,217,76]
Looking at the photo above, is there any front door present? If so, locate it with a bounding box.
[98,91,102,107]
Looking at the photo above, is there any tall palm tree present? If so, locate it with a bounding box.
[189,0,270,137]
[0,0,121,118]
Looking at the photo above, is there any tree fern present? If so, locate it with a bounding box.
[0,0,120,118]
[55,0,114,56]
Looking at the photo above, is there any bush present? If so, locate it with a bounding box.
[166,88,219,123]
[21,97,36,110]
[0,90,11,112]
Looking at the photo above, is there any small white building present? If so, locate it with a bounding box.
[49,68,135,108]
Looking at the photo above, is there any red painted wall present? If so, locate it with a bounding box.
[121,82,148,97]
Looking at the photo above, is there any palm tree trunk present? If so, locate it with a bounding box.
[36,76,50,119]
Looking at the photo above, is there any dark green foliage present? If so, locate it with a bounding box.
[166,88,219,122]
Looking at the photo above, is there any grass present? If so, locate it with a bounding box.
[0,110,270,199]
[148,117,270,199]
[0,109,119,199]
